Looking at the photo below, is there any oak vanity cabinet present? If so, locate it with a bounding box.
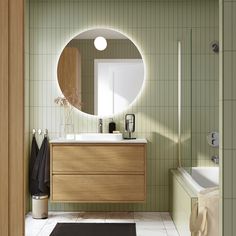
[50,143,146,203]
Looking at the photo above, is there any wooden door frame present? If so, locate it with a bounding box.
[0,0,24,235]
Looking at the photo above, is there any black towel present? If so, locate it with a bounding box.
[38,136,50,195]
[29,136,39,195]
[31,136,50,196]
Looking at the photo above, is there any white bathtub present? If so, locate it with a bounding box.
[171,167,219,236]
[178,167,219,192]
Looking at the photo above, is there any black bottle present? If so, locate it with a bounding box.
[109,119,116,133]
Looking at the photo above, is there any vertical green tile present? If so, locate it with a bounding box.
[27,0,219,212]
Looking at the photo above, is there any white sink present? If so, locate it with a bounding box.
[72,133,123,141]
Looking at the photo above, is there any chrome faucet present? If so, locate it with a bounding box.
[98,118,103,133]
[211,155,219,164]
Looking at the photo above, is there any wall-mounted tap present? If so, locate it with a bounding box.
[98,118,103,133]
[211,155,219,164]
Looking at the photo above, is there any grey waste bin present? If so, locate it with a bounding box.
[32,194,48,219]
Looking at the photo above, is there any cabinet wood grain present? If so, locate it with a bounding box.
[50,143,146,203]
[52,145,145,172]
[52,174,145,202]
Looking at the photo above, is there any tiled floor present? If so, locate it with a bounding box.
[25,212,179,236]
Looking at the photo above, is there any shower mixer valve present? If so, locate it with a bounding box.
[207,131,219,147]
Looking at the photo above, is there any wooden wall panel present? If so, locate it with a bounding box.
[9,0,24,235]
[0,0,24,235]
[0,0,9,235]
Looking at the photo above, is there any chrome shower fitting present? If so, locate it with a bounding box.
[211,155,219,164]
[210,41,219,53]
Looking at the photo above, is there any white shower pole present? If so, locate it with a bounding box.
[178,41,182,167]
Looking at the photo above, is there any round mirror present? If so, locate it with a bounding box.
[57,28,145,117]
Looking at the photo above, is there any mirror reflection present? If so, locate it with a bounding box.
[57,28,145,116]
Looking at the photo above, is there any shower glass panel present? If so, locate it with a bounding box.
[179,30,192,174]
[191,32,219,167]
[179,28,219,172]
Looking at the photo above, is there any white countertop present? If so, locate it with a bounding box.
[50,138,147,144]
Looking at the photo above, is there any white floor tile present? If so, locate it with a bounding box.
[25,211,179,236]
[160,212,177,229]
[136,221,166,230]
[134,212,162,222]
[25,213,48,236]
[137,228,167,236]
[37,221,57,236]
[77,212,106,222]
[47,212,79,222]
[105,212,134,223]
[166,229,180,236]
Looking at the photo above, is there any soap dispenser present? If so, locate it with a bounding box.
[108,118,116,133]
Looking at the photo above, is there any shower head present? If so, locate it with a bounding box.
[210,41,219,53]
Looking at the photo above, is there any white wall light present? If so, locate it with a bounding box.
[94,36,107,51]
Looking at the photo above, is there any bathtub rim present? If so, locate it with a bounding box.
[177,167,205,192]
[171,168,198,198]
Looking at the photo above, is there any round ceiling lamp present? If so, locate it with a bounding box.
[94,36,107,51]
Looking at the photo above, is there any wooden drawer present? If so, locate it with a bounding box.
[52,144,145,173]
[52,174,145,202]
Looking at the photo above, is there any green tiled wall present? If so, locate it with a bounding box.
[220,0,236,235]
[29,0,218,211]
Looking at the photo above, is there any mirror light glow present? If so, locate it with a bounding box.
[94,36,107,51]
[57,28,146,117]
